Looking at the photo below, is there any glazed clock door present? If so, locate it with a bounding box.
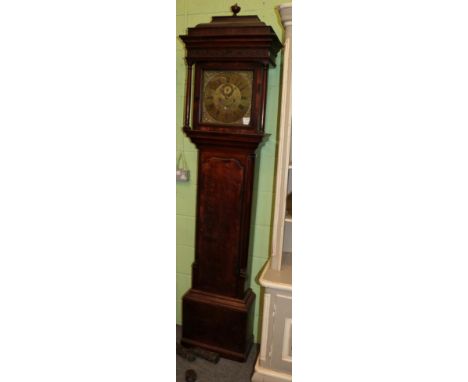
[192,63,264,133]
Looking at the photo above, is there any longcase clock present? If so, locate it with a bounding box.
[179,5,282,362]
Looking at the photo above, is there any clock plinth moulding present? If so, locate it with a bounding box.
[179,5,281,362]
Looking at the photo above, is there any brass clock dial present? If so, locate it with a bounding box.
[201,71,253,125]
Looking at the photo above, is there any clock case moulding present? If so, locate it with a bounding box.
[179,11,282,362]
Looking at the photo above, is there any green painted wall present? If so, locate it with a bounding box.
[176,0,286,342]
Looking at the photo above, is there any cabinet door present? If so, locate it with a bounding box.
[259,289,292,373]
[270,292,292,374]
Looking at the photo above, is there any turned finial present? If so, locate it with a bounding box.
[231,3,241,16]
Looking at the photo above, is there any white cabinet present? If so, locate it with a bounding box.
[252,3,292,382]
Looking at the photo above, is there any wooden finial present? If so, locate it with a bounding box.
[231,3,241,16]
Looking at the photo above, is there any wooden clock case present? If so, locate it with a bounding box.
[179,10,281,362]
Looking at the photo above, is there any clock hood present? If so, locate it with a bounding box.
[180,13,282,66]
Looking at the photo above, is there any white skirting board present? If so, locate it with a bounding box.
[251,357,292,382]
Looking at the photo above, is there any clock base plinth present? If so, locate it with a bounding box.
[181,288,255,362]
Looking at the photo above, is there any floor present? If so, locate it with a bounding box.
[176,325,258,382]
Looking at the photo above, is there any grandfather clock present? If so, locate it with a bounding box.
[180,4,281,362]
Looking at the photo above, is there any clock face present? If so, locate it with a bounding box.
[201,70,253,125]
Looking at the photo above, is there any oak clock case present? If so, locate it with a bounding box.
[179,7,281,362]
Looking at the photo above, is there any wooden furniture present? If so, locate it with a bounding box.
[252,3,292,381]
[179,5,282,362]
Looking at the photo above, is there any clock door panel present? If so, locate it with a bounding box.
[196,154,245,297]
